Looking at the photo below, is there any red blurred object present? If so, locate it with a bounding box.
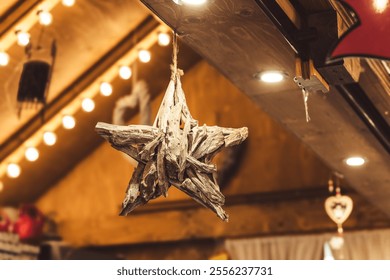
[0,211,11,232]
[13,205,45,240]
[330,0,390,61]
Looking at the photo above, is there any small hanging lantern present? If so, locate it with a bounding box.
[16,39,56,117]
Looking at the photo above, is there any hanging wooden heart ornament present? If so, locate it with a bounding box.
[325,194,353,232]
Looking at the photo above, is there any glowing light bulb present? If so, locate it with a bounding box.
[345,156,366,167]
[62,0,76,7]
[100,82,113,96]
[43,131,57,146]
[157,32,171,46]
[0,51,10,66]
[25,147,39,162]
[173,0,207,5]
[7,163,21,178]
[258,71,285,83]
[62,115,76,129]
[373,0,388,13]
[119,66,132,80]
[38,11,53,26]
[82,98,95,112]
[16,31,30,47]
[138,49,151,63]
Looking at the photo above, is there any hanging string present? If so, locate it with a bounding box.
[301,87,311,122]
[171,31,183,79]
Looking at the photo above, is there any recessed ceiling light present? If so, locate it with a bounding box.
[345,156,366,167]
[62,0,76,7]
[256,71,285,83]
[373,0,388,13]
[173,0,207,5]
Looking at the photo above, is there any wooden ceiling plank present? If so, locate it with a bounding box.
[139,0,390,218]
[56,192,390,246]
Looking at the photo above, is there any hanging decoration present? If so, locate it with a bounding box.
[96,33,248,221]
[16,35,56,118]
[323,174,352,259]
[324,175,353,234]
[294,59,329,123]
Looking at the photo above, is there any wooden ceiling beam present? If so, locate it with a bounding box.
[56,191,390,246]
[0,0,61,51]
[0,16,160,173]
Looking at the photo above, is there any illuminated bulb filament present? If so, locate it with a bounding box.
[82,98,95,112]
[373,0,388,13]
[119,66,132,80]
[43,131,57,146]
[100,82,113,96]
[62,115,76,129]
[158,32,171,46]
[38,11,53,26]
[138,49,151,63]
[25,147,39,162]
[7,163,21,178]
[0,51,10,66]
[16,31,30,47]
[62,0,76,7]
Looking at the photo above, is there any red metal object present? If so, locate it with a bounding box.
[330,0,390,60]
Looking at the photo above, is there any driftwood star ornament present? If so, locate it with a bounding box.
[95,35,248,221]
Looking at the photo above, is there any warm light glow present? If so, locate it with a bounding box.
[100,82,113,96]
[25,147,39,162]
[81,98,95,112]
[38,10,53,26]
[157,32,171,46]
[0,181,3,192]
[43,131,57,146]
[0,51,10,66]
[119,66,132,80]
[345,156,366,167]
[329,236,344,250]
[138,49,151,63]
[16,31,30,47]
[178,0,207,5]
[258,71,285,83]
[373,0,388,13]
[62,0,76,7]
[7,163,21,178]
[62,115,76,129]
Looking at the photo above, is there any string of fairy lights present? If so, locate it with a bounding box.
[0,0,172,192]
